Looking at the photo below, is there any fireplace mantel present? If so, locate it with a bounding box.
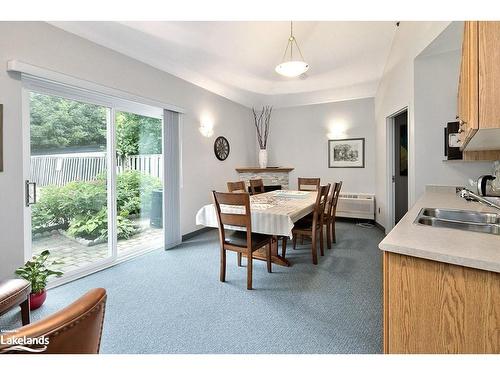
[235,167,294,173]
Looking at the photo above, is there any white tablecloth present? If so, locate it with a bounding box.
[195,190,317,237]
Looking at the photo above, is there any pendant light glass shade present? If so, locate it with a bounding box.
[275,22,309,77]
[275,60,309,77]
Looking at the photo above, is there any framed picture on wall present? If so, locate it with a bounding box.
[0,104,3,172]
[328,138,365,168]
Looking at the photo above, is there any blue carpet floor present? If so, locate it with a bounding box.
[0,221,384,354]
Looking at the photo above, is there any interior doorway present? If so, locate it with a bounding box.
[394,111,408,224]
[386,108,409,230]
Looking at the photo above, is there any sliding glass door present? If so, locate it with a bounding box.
[28,92,113,275]
[25,90,165,281]
[115,111,164,258]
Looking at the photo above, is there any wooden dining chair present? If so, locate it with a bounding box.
[290,184,330,265]
[249,179,265,195]
[0,288,107,354]
[298,177,321,191]
[227,180,246,193]
[249,178,286,256]
[324,181,343,249]
[212,191,273,290]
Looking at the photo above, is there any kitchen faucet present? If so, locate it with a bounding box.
[459,188,500,211]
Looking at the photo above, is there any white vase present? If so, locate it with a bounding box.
[258,149,268,169]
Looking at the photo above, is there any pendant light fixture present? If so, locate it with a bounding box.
[275,21,309,78]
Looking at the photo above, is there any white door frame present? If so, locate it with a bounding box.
[22,87,32,264]
[21,81,177,287]
[385,107,409,232]
[22,88,119,287]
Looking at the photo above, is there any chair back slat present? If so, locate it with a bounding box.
[215,191,249,206]
[220,212,248,227]
[325,181,342,219]
[227,181,246,193]
[325,183,335,218]
[331,181,343,217]
[298,177,321,191]
[312,184,330,227]
[249,179,265,195]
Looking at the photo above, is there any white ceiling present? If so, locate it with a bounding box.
[50,21,397,108]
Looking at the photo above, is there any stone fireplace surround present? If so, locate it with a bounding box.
[235,167,294,190]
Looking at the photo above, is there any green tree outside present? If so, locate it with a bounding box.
[30,93,162,156]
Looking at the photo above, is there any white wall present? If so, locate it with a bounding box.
[414,49,492,199]
[374,21,451,230]
[0,22,255,279]
[267,98,376,193]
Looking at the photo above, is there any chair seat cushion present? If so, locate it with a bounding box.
[0,279,31,314]
[225,231,272,249]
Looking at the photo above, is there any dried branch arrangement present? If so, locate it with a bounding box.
[252,106,273,150]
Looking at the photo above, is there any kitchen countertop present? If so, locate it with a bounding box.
[379,185,500,273]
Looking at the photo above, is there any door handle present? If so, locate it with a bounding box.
[25,180,37,207]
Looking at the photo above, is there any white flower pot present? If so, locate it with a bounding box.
[259,149,268,169]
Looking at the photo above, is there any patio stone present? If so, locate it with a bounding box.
[33,227,163,274]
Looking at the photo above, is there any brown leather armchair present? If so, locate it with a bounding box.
[0,279,31,325]
[0,288,107,354]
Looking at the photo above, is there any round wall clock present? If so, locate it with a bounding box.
[214,136,230,161]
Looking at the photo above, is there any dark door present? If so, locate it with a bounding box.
[394,111,408,224]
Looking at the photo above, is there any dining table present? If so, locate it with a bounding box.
[195,190,318,266]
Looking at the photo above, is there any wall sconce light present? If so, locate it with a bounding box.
[327,120,348,139]
[199,117,214,137]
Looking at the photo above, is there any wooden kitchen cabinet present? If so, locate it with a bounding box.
[458,21,500,160]
[383,251,500,353]
[457,21,478,147]
[479,22,500,129]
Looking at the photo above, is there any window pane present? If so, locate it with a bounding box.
[115,111,164,257]
[30,92,111,275]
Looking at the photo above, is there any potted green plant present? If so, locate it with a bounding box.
[15,250,63,310]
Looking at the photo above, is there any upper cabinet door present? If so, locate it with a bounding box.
[467,21,479,133]
[460,21,500,159]
[458,21,479,147]
[479,21,500,128]
[457,23,469,127]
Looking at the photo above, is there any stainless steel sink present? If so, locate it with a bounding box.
[415,208,500,236]
[421,208,500,224]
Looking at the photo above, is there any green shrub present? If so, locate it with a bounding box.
[62,180,107,218]
[67,209,107,240]
[116,214,138,239]
[32,180,107,233]
[116,170,162,215]
[32,170,161,241]
[67,209,137,241]
[32,185,73,232]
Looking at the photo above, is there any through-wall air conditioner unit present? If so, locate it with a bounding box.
[336,193,375,220]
